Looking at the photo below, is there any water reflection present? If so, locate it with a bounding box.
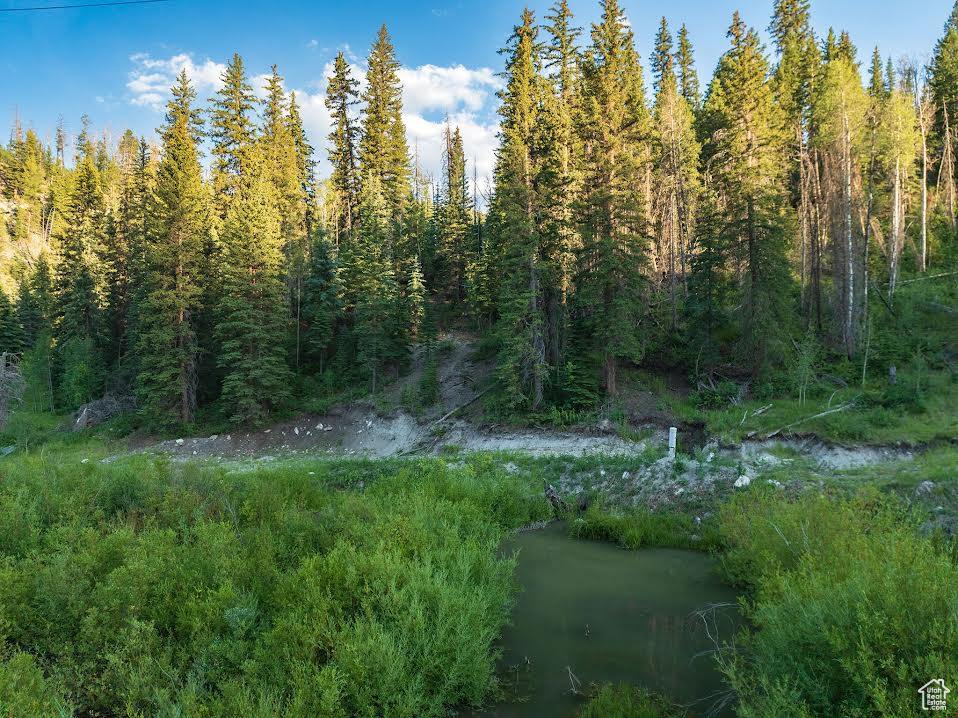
[465,523,740,717]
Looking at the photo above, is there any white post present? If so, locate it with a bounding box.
[668,427,677,460]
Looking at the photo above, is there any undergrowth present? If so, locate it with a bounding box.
[0,454,550,717]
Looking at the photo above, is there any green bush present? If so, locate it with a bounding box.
[690,380,739,410]
[568,505,717,550]
[0,455,550,717]
[577,683,676,718]
[719,487,958,717]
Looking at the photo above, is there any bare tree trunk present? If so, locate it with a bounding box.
[843,113,855,357]
[889,155,902,304]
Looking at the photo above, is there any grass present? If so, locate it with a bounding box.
[577,683,677,718]
[568,504,721,551]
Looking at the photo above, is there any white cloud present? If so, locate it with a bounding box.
[125,52,501,194]
[398,64,500,115]
[127,52,226,109]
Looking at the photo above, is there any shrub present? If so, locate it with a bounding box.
[577,683,676,718]
[0,455,550,717]
[719,487,958,717]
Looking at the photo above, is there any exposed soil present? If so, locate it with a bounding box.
[116,334,919,474]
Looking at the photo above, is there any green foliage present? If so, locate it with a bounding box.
[0,454,550,717]
[719,487,958,717]
[135,71,208,429]
[569,504,718,550]
[57,335,102,408]
[0,651,70,718]
[216,149,292,425]
[578,683,677,718]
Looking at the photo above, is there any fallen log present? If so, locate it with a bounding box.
[765,399,859,439]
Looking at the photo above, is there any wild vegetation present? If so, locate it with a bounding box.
[1,0,956,435]
[1,0,957,716]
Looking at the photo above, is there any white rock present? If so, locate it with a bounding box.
[767,479,783,488]
[734,475,752,488]
[175,438,185,446]
[706,452,715,462]
[226,435,231,441]
[325,426,333,432]
[308,471,315,476]
[622,471,631,480]
[81,458,89,464]
[294,427,299,435]
[264,429,271,434]
[209,435,218,441]
[306,431,311,436]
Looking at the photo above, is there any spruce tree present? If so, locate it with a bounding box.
[352,174,401,393]
[209,53,255,211]
[651,17,674,96]
[54,153,104,345]
[326,52,360,240]
[438,123,471,305]
[490,9,548,409]
[541,0,581,374]
[359,25,410,221]
[652,17,700,333]
[575,0,651,395]
[135,70,208,428]
[931,1,958,216]
[216,147,292,424]
[675,24,701,110]
[302,233,341,374]
[701,13,793,371]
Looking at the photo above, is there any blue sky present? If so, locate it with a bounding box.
[2,0,954,187]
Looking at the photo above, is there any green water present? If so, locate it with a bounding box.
[471,523,740,717]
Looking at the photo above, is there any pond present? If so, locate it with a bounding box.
[467,523,741,717]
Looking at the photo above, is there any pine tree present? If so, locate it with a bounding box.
[541,0,581,373]
[931,1,958,221]
[216,147,292,424]
[302,233,341,373]
[325,52,360,240]
[209,53,255,211]
[651,17,674,95]
[359,25,410,222]
[351,174,401,392]
[575,0,651,395]
[54,153,104,348]
[135,70,208,428]
[652,16,700,332]
[701,13,793,371]
[490,9,548,409]
[675,24,701,110]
